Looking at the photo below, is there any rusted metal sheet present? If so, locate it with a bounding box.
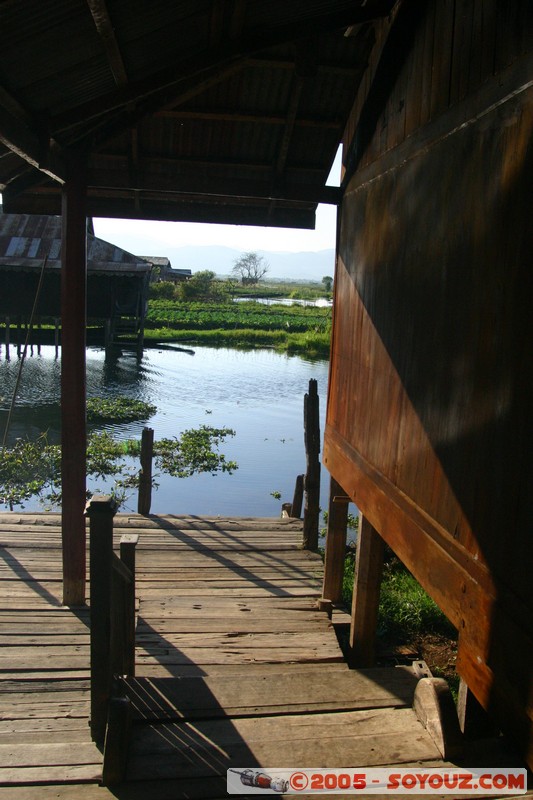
[0,212,151,319]
[327,0,533,768]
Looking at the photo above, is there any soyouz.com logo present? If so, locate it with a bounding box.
[227,768,528,795]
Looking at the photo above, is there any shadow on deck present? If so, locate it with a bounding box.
[0,512,526,799]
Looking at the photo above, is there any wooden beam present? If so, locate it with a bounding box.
[209,0,226,47]
[0,102,65,184]
[348,515,384,667]
[61,149,88,607]
[87,0,128,86]
[274,76,305,177]
[156,108,341,129]
[229,0,247,39]
[341,0,424,189]
[87,162,341,205]
[49,1,394,135]
[321,477,350,604]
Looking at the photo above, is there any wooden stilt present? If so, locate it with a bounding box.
[321,476,350,604]
[348,515,384,667]
[303,379,321,550]
[137,427,154,515]
[54,317,60,357]
[61,149,88,607]
[457,678,499,739]
[4,316,9,360]
[87,495,118,744]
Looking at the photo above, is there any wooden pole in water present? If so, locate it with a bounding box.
[290,473,304,518]
[138,427,154,515]
[4,316,9,360]
[303,378,320,549]
[61,149,88,607]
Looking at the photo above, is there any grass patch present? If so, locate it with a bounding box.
[143,326,330,356]
[340,552,455,639]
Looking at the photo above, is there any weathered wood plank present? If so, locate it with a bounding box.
[126,709,441,779]
[125,667,418,720]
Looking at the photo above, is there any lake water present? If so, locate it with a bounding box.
[0,344,338,518]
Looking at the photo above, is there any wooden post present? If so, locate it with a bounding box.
[457,678,499,739]
[120,533,139,677]
[4,316,9,360]
[54,317,60,357]
[137,427,154,515]
[303,379,320,550]
[321,477,350,604]
[61,149,88,606]
[87,495,118,745]
[290,473,304,518]
[348,515,384,667]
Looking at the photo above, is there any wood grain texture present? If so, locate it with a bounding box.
[331,0,533,769]
[0,510,466,796]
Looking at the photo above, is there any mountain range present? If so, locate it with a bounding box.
[160,245,335,282]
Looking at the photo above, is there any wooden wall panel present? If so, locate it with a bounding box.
[329,0,533,768]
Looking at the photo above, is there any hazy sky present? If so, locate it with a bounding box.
[93,148,341,256]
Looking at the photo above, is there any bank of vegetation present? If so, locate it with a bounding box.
[145,274,332,355]
[0,398,237,510]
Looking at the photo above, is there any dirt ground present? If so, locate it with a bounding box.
[377,631,459,690]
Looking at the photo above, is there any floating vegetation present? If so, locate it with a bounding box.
[0,426,237,510]
[87,397,156,423]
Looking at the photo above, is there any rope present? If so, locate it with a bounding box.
[2,254,49,448]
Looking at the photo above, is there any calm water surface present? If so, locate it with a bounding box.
[1,344,336,517]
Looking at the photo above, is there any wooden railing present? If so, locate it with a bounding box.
[86,495,138,745]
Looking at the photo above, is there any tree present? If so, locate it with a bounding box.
[322,275,333,293]
[232,252,269,285]
[180,270,217,299]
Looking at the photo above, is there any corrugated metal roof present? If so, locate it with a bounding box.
[0,0,394,226]
[0,212,152,275]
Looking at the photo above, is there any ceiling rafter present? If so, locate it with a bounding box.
[87,0,128,87]
[229,0,247,39]
[49,1,394,138]
[156,108,341,128]
[86,165,341,205]
[0,101,65,184]
[91,151,328,176]
[85,61,246,153]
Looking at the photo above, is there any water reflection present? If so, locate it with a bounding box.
[1,344,332,516]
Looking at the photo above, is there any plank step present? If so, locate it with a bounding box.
[123,666,419,722]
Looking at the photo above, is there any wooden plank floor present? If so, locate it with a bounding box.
[1,511,521,800]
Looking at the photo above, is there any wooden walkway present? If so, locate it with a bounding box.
[0,511,519,799]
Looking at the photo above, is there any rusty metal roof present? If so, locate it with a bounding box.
[0,0,392,228]
[0,211,151,275]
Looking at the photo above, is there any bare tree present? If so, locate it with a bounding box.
[231,252,269,285]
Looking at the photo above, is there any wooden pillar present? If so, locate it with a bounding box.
[303,378,320,550]
[61,149,88,607]
[137,427,154,515]
[87,495,118,745]
[4,316,9,360]
[54,317,60,357]
[290,473,304,518]
[348,515,384,667]
[321,477,349,604]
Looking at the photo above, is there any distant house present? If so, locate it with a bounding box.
[140,256,191,283]
[0,211,152,348]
